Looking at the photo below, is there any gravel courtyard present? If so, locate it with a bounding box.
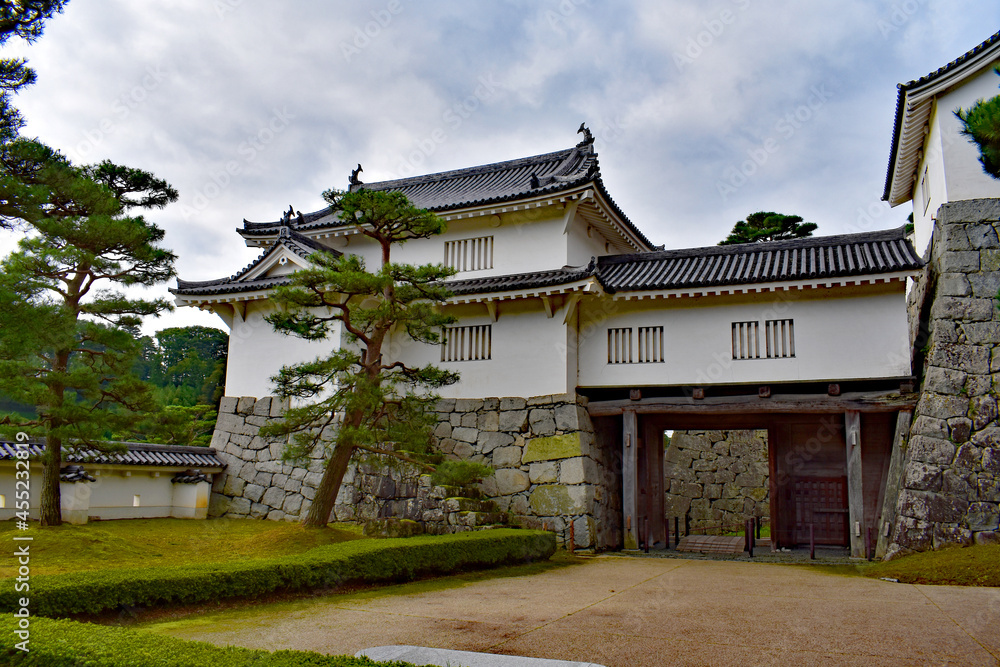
[143,555,1000,666]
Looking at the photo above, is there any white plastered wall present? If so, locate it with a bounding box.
[913,65,1000,256]
[577,284,912,388]
[387,300,573,399]
[0,464,213,522]
[225,300,339,399]
[324,205,587,280]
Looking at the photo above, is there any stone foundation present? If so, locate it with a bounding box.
[207,392,613,549]
[664,430,769,534]
[886,199,1000,558]
[422,393,611,549]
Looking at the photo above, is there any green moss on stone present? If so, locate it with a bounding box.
[530,485,575,515]
[523,432,582,463]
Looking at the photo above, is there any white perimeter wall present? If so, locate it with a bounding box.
[0,464,212,521]
[577,285,911,388]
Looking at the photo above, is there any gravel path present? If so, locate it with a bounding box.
[142,555,1000,666]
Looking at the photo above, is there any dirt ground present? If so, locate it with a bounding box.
[141,555,1000,666]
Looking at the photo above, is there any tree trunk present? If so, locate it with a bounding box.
[39,433,62,526]
[302,441,355,527]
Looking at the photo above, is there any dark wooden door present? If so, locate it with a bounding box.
[791,476,848,546]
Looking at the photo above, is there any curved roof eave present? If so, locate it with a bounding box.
[882,30,1000,205]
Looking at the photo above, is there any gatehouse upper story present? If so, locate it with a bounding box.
[172,127,923,400]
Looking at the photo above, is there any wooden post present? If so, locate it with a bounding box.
[622,409,639,550]
[875,410,912,559]
[845,410,865,558]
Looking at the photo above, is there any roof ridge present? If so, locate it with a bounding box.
[359,146,579,191]
[900,30,1000,92]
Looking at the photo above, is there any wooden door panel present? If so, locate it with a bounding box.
[791,476,848,546]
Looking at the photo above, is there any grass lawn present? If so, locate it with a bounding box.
[860,543,1000,586]
[0,518,367,577]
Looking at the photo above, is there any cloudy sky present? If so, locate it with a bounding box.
[2,1,998,333]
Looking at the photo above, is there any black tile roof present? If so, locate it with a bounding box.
[172,230,335,297]
[882,30,1000,202]
[595,227,922,293]
[238,140,654,250]
[446,260,596,296]
[176,227,920,300]
[0,441,226,470]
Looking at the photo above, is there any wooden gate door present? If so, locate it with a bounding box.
[791,476,848,546]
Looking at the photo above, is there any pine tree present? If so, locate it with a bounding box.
[261,188,486,527]
[0,2,69,145]
[955,66,1000,180]
[719,211,817,245]
[0,140,177,525]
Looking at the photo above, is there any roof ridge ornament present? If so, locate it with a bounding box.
[577,122,594,147]
[350,163,364,187]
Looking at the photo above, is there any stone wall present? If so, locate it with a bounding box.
[419,393,612,550]
[886,199,1000,558]
[208,392,614,549]
[663,430,769,534]
[208,396,319,521]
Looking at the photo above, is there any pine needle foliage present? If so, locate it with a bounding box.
[719,211,818,245]
[262,188,488,527]
[0,139,177,525]
[954,65,1000,180]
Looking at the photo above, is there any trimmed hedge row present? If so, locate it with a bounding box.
[0,615,415,666]
[0,529,555,618]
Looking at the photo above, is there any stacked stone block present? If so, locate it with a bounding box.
[888,199,1000,558]
[207,393,611,549]
[425,393,609,550]
[208,396,322,521]
[332,460,504,534]
[664,430,769,534]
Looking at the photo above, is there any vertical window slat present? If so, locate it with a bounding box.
[445,236,495,272]
[441,324,493,361]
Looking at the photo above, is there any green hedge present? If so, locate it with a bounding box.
[0,529,554,618]
[0,615,416,666]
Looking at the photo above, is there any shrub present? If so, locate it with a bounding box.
[0,614,415,666]
[0,529,555,618]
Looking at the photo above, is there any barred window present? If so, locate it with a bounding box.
[608,327,632,364]
[764,319,795,358]
[733,320,795,360]
[637,326,665,363]
[441,324,492,362]
[732,321,760,360]
[444,236,493,272]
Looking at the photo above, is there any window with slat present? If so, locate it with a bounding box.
[444,236,494,272]
[731,321,760,360]
[441,324,492,362]
[607,327,633,364]
[764,319,795,358]
[637,326,665,363]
